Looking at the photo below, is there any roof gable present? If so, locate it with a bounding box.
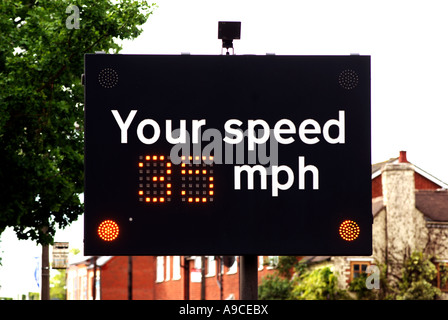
[373,191,448,222]
[372,196,385,217]
[415,189,448,222]
[371,156,448,189]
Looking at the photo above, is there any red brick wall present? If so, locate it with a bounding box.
[101,256,156,300]
[372,175,382,198]
[151,256,277,300]
[133,256,156,300]
[154,257,241,300]
[155,279,184,300]
[101,257,127,300]
[372,172,440,199]
[153,256,184,300]
[414,172,440,190]
[154,273,184,300]
[97,256,284,300]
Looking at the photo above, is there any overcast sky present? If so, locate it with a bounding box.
[1,0,448,298]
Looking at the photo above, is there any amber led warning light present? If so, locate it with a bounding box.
[98,220,120,241]
[339,220,360,242]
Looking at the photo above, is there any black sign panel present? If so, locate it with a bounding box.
[84,54,372,256]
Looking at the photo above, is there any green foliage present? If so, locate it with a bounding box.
[258,274,293,300]
[28,292,39,300]
[70,247,81,256]
[396,251,441,300]
[291,266,349,300]
[258,256,298,300]
[439,263,448,288]
[348,263,390,300]
[258,256,303,300]
[50,270,67,300]
[347,272,379,300]
[259,257,349,300]
[0,0,155,245]
[276,256,299,278]
[259,253,447,300]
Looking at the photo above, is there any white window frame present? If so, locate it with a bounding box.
[266,256,279,269]
[194,256,202,269]
[227,256,238,274]
[172,256,181,280]
[165,256,171,281]
[258,256,264,271]
[206,256,216,277]
[156,256,164,283]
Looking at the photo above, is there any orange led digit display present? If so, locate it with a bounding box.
[180,155,214,204]
[138,154,214,204]
[138,155,172,203]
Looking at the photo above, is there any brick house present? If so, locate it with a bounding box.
[331,151,448,295]
[67,255,277,300]
[67,151,448,299]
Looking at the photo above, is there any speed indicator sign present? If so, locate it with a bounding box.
[84,54,372,256]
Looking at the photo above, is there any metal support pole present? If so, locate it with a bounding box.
[239,255,258,300]
[201,256,206,300]
[128,256,133,300]
[92,256,97,300]
[216,256,223,300]
[183,256,190,300]
[41,244,50,300]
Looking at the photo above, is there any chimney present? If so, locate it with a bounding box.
[381,162,415,284]
[399,150,408,163]
[381,160,428,286]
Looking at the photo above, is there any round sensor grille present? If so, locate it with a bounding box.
[98,68,119,88]
[338,69,358,90]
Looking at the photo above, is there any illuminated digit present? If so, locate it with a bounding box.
[138,155,172,203]
[138,154,214,204]
[181,155,214,203]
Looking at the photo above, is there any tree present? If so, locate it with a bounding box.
[258,274,293,300]
[258,256,350,300]
[0,0,155,245]
[258,256,302,300]
[396,251,441,300]
[50,269,66,300]
[291,266,349,300]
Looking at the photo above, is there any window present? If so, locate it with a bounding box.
[436,262,448,292]
[258,256,264,271]
[190,257,202,283]
[194,256,202,269]
[350,261,370,281]
[227,256,238,274]
[267,256,279,269]
[95,269,100,300]
[156,256,164,283]
[72,270,79,300]
[207,256,216,277]
[173,256,181,280]
[81,274,87,300]
[165,256,171,281]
